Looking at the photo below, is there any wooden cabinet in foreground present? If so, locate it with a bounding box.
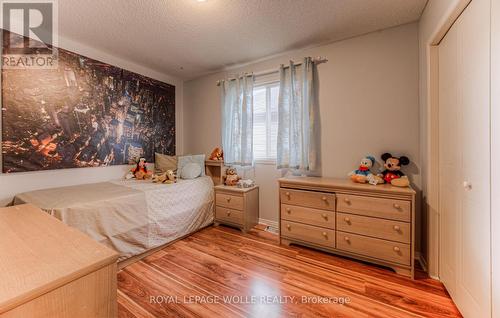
[279,177,416,278]
[0,204,119,318]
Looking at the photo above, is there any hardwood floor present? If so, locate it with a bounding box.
[117,225,461,318]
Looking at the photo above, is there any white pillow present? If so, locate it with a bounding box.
[180,162,202,179]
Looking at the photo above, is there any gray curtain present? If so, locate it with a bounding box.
[220,74,255,166]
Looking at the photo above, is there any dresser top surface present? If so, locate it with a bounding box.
[279,176,416,195]
[0,204,118,313]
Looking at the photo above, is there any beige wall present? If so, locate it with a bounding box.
[0,35,183,206]
[492,0,500,315]
[418,0,469,278]
[184,23,421,244]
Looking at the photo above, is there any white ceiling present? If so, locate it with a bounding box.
[58,0,427,80]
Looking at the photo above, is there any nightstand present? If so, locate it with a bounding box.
[214,185,259,232]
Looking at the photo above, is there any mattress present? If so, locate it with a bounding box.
[13,176,215,261]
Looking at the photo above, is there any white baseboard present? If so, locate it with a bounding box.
[258,218,278,231]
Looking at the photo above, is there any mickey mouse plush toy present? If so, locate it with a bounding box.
[379,153,410,187]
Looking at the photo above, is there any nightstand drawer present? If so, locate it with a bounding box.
[337,213,410,243]
[336,194,410,222]
[337,231,411,266]
[281,220,335,248]
[280,189,335,211]
[281,204,335,229]
[215,206,243,225]
[216,193,244,210]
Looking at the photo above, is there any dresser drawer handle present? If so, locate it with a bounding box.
[226,197,232,202]
[286,224,291,230]
[393,246,400,253]
[226,211,231,216]
[285,192,291,197]
[393,225,401,232]
[344,198,351,204]
[322,213,328,220]
[286,208,291,214]
[322,232,327,238]
[344,236,350,242]
[344,217,351,224]
[321,196,327,201]
[393,203,401,209]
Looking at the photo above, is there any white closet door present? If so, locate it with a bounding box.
[438,0,491,317]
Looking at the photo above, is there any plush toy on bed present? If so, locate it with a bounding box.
[152,169,177,184]
[224,167,240,186]
[348,155,383,184]
[209,147,224,161]
[378,152,410,187]
[127,157,152,180]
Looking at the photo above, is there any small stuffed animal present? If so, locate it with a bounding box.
[131,157,152,180]
[378,153,410,187]
[224,167,240,186]
[348,155,382,184]
[152,169,176,184]
[209,147,224,161]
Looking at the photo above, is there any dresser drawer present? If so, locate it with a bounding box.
[336,231,411,266]
[280,189,335,211]
[336,194,410,222]
[215,206,243,225]
[281,204,335,229]
[216,193,244,210]
[337,213,410,243]
[281,220,335,248]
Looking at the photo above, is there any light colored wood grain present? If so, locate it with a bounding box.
[215,206,244,225]
[280,189,335,211]
[215,186,259,233]
[337,212,410,244]
[2,263,117,318]
[216,193,244,210]
[337,194,411,222]
[0,204,118,317]
[337,231,411,266]
[205,160,225,185]
[281,204,335,229]
[281,220,335,248]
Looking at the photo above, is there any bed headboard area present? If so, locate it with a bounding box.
[1,30,176,173]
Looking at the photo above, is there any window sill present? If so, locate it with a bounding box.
[254,159,276,166]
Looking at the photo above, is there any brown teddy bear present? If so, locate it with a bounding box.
[224,167,240,186]
[209,147,224,161]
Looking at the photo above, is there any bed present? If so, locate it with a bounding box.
[13,176,215,262]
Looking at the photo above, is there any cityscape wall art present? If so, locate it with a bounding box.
[1,31,176,173]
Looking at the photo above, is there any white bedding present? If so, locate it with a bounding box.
[13,176,215,261]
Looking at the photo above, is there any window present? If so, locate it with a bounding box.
[253,82,279,162]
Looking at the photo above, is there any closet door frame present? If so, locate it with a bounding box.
[426,0,498,317]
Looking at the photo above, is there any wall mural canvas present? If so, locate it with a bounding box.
[1,31,175,173]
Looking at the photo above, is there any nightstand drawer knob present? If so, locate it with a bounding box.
[344,236,350,242]
[393,246,400,252]
[322,232,327,237]
[285,192,291,197]
[226,211,231,216]
[226,197,232,202]
[344,198,351,204]
[393,225,401,232]
[286,224,291,230]
[393,203,401,209]
[344,217,351,223]
[286,208,291,213]
[322,213,328,219]
[321,196,327,201]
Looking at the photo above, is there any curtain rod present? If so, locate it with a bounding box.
[216,56,328,86]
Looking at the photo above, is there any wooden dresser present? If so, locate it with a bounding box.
[0,204,119,317]
[279,177,416,278]
[214,185,259,232]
